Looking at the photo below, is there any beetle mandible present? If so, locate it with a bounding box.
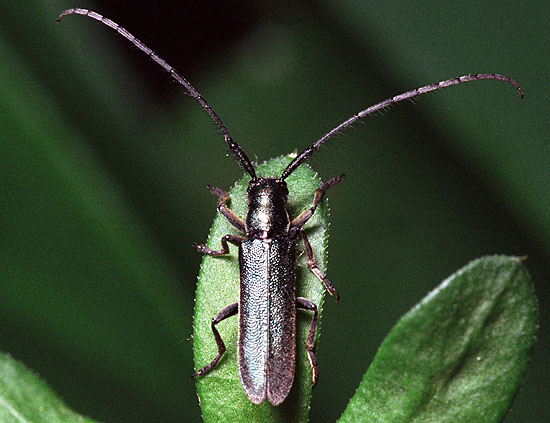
[57,8,524,406]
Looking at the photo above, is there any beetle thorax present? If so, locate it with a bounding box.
[245,178,290,239]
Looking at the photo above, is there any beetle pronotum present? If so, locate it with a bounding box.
[57,7,523,406]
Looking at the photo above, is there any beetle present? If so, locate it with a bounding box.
[57,8,524,406]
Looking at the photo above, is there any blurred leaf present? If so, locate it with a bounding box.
[339,256,537,423]
[0,353,97,423]
[193,155,333,422]
[0,33,193,422]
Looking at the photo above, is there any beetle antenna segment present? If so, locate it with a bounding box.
[281,73,524,179]
[57,8,257,179]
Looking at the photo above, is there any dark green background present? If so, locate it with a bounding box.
[1,1,548,422]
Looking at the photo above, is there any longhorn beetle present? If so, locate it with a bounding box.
[57,8,524,406]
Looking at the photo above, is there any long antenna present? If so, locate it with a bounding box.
[57,8,257,179]
[281,73,524,179]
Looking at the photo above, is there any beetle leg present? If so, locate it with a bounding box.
[207,185,246,232]
[194,234,245,256]
[301,231,340,302]
[192,302,238,378]
[290,174,344,229]
[297,297,319,386]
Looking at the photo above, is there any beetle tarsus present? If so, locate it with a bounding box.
[193,302,238,378]
[290,174,345,229]
[194,234,244,256]
[301,231,340,301]
[297,297,320,386]
[207,185,246,232]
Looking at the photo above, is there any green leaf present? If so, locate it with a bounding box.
[339,256,537,423]
[193,155,332,422]
[0,353,97,423]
